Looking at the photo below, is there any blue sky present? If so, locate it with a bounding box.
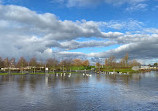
[0,0,158,64]
[2,0,158,23]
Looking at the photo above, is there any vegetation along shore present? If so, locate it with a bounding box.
[0,53,157,75]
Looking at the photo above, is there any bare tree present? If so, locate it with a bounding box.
[4,58,9,68]
[0,57,4,69]
[46,58,58,73]
[96,62,101,72]
[124,53,129,67]
[104,56,116,67]
[17,57,27,73]
[129,59,141,67]
[73,59,83,70]
[105,58,109,67]
[60,59,72,72]
[120,53,129,67]
[29,57,37,73]
[10,58,16,68]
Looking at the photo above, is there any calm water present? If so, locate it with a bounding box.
[0,72,158,111]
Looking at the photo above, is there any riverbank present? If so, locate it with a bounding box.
[0,71,91,75]
[0,67,146,75]
[99,68,140,73]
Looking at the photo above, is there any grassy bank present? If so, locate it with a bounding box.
[0,67,140,75]
[100,68,140,73]
[0,71,87,75]
[71,66,95,70]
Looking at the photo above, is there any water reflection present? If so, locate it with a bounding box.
[0,72,157,90]
[0,72,158,111]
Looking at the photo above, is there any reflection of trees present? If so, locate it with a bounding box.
[17,75,27,91]
[0,73,143,93]
[105,74,142,85]
[45,74,87,88]
[29,75,38,91]
[52,74,90,87]
[0,75,15,82]
[120,75,132,85]
[0,75,10,82]
[105,75,117,84]
[73,74,81,84]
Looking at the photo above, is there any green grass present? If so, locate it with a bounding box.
[0,73,8,75]
[101,68,140,73]
[71,66,94,70]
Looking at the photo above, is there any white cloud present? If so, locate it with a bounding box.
[55,0,147,7]
[0,4,122,60]
[126,3,147,11]
[144,28,158,34]
[88,34,158,61]
[60,40,117,50]
[0,4,158,63]
[104,19,144,30]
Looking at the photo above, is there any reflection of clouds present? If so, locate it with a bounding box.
[116,83,158,104]
[0,72,158,110]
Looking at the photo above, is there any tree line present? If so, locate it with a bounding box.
[96,53,141,69]
[0,57,90,73]
[0,53,141,73]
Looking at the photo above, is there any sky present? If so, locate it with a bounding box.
[0,0,158,64]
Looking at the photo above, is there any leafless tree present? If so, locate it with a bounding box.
[17,57,28,73]
[46,58,58,73]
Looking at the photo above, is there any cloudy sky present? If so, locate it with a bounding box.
[0,0,158,64]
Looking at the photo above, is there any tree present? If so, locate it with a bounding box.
[96,62,101,72]
[120,58,125,67]
[129,60,141,67]
[105,58,108,66]
[82,60,89,68]
[29,57,37,73]
[124,53,129,67]
[46,58,58,72]
[3,57,9,68]
[119,53,129,67]
[10,58,16,68]
[37,59,45,71]
[60,59,72,72]
[73,59,82,67]
[154,63,158,66]
[0,57,4,68]
[104,56,116,67]
[16,57,27,73]
[109,56,116,67]
[29,57,37,67]
[96,62,101,68]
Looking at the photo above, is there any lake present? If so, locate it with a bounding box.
[0,72,158,111]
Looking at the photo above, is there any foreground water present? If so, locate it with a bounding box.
[0,72,158,111]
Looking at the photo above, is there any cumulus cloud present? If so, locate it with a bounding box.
[60,40,117,50]
[144,28,158,34]
[88,34,158,62]
[0,4,122,60]
[1,5,122,40]
[0,4,158,63]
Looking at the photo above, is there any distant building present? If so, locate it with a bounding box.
[132,66,140,71]
[140,66,150,70]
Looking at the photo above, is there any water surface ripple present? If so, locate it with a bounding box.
[0,71,158,111]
